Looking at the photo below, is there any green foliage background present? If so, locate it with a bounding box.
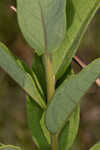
[0,1,100,150]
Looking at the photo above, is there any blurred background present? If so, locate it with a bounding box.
[0,1,100,150]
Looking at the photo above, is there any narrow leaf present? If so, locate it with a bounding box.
[40,112,51,144]
[46,58,100,133]
[32,53,46,95]
[0,42,46,109]
[17,0,66,54]
[52,0,99,79]
[90,142,100,150]
[27,96,50,150]
[16,58,44,98]
[59,104,80,150]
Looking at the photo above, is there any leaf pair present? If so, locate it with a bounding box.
[0,0,100,150]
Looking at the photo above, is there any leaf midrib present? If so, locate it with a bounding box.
[39,1,48,51]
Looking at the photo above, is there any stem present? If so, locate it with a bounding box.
[43,51,55,102]
[43,51,58,150]
[51,134,58,150]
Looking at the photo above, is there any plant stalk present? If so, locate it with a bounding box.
[43,51,58,150]
[43,51,55,102]
[51,134,58,150]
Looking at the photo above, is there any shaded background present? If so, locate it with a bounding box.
[0,1,100,150]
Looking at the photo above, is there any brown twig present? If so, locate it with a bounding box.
[10,6,16,12]
[73,56,100,87]
[74,55,86,68]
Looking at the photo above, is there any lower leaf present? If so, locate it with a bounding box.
[40,112,51,144]
[59,104,80,150]
[26,96,50,150]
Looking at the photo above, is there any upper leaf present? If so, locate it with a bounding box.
[0,42,46,109]
[17,0,66,54]
[52,0,99,79]
[46,58,100,133]
[90,142,100,150]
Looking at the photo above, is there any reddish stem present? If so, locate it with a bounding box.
[10,6,16,12]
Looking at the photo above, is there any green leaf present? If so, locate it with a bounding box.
[40,112,51,144]
[0,42,46,109]
[17,0,66,54]
[90,142,100,150]
[17,58,45,103]
[59,104,80,150]
[0,145,20,150]
[27,96,50,150]
[46,58,100,133]
[32,53,46,96]
[52,0,99,79]
[56,64,73,89]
